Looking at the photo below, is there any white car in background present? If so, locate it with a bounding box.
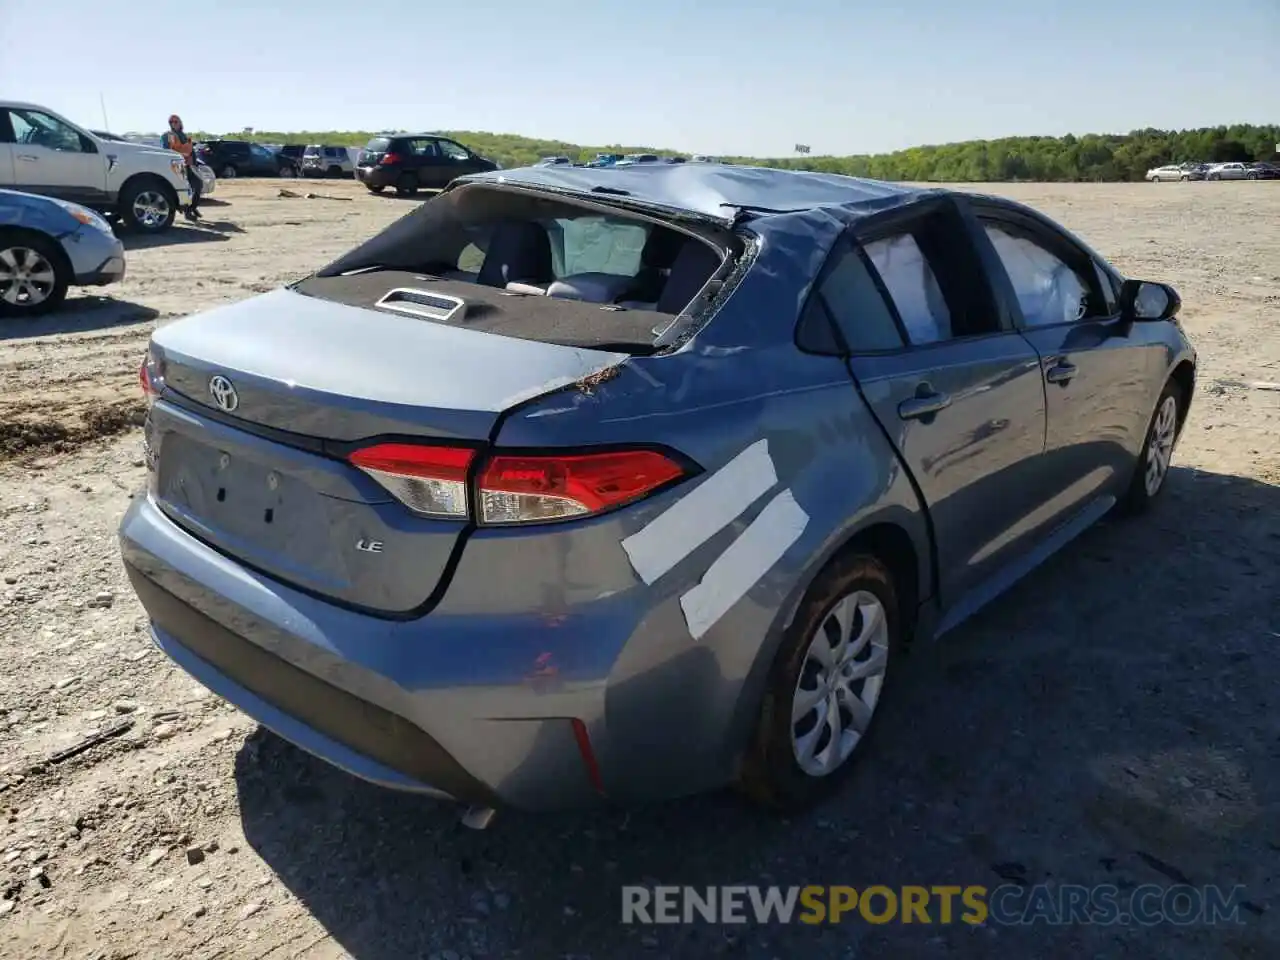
[1145,163,1200,182]
[0,102,191,233]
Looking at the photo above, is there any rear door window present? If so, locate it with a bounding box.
[410,139,440,158]
[364,137,391,153]
[862,234,952,344]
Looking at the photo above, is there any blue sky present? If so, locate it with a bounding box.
[2,0,1274,155]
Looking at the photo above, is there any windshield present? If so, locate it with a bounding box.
[304,146,321,157]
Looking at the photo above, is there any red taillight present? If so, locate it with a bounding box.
[379,152,401,166]
[477,449,686,524]
[348,443,477,518]
[348,443,689,525]
[139,350,163,403]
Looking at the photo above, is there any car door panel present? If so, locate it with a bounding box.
[967,203,1156,525]
[849,339,1047,602]
[0,142,16,185]
[3,109,106,203]
[814,200,1052,607]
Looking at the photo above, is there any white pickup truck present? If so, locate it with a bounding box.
[0,101,191,233]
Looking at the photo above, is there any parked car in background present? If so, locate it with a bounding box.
[535,156,572,167]
[302,145,354,178]
[121,165,1195,817]
[586,153,625,168]
[198,139,297,179]
[277,145,307,169]
[1247,162,1279,180]
[354,133,498,195]
[0,188,125,318]
[691,155,721,163]
[0,101,189,233]
[1204,162,1251,181]
[1145,163,1204,182]
[614,153,659,167]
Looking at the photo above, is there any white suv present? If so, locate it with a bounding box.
[0,101,191,233]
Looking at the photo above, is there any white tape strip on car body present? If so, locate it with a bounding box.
[679,489,810,642]
[620,439,777,586]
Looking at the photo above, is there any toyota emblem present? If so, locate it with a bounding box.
[208,375,239,412]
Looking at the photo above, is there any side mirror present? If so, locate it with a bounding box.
[1119,279,1180,322]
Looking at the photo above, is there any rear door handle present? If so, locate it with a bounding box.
[1045,361,1077,385]
[898,389,952,421]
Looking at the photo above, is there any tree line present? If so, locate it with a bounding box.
[199,124,1279,182]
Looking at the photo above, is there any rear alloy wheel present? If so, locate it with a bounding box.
[221,165,238,179]
[1152,177,1161,183]
[0,235,70,318]
[1247,172,1258,180]
[739,555,899,812]
[280,165,296,179]
[367,184,386,195]
[395,174,418,197]
[1117,382,1181,515]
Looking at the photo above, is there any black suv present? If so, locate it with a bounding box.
[355,133,497,195]
[197,140,297,179]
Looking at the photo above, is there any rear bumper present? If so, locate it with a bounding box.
[128,565,493,802]
[355,166,395,188]
[119,494,617,810]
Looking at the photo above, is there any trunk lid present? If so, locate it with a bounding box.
[148,287,627,614]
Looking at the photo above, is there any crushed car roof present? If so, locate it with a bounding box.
[457,163,934,224]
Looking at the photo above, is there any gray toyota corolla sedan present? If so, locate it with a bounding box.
[119,164,1195,819]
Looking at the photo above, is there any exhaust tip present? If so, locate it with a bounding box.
[460,805,497,830]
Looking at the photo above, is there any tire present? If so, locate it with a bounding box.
[1179,175,1188,181]
[738,554,901,813]
[367,185,386,195]
[1152,177,1161,183]
[0,231,71,319]
[1247,172,1258,180]
[279,165,296,179]
[1116,380,1183,516]
[395,174,418,197]
[119,178,177,233]
[327,166,342,179]
[221,164,238,179]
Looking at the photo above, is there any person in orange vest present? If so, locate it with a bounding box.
[161,114,202,221]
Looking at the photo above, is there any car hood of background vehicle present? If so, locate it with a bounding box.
[150,287,630,427]
[102,139,181,160]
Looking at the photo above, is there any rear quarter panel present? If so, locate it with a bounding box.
[481,225,933,798]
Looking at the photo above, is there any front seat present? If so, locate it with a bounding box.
[477,221,554,289]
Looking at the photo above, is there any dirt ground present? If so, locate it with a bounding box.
[1,179,1277,960]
